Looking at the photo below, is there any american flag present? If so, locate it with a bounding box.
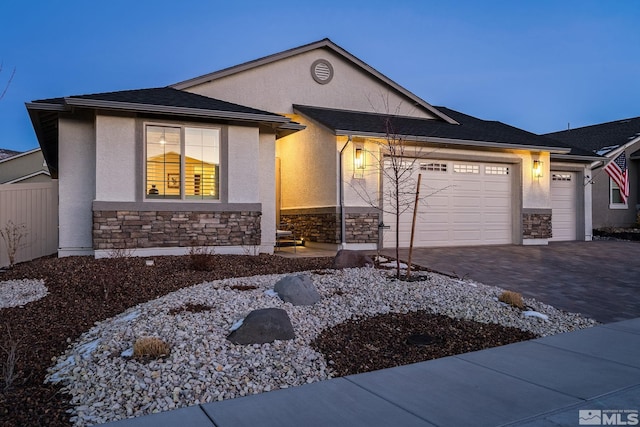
[604,151,629,204]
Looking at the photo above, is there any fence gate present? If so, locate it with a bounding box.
[0,181,58,268]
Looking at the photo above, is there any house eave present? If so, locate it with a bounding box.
[334,129,571,154]
[551,153,602,162]
[63,98,291,124]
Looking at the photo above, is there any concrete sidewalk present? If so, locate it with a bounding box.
[103,318,640,427]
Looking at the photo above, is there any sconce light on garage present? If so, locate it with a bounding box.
[532,160,543,179]
[354,145,365,178]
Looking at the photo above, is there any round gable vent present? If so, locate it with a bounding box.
[311,59,334,85]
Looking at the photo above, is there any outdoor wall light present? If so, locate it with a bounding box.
[532,160,543,179]
[353,146,365,178]
[354,147,365,169]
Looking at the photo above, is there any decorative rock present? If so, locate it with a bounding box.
[274,275,321,306]
[227,308,295,345]
[331,250,374,269]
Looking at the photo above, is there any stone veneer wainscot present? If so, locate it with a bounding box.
[93,210,261,250]
[522,211,552,239]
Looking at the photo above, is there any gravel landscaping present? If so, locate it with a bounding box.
[0,254,598,426]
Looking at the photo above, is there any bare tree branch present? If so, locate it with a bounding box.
[0,62,16,101]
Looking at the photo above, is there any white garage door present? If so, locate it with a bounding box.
[383,160,512,248]
[550,172,576,241]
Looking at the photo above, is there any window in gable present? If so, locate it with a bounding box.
[146,124,220,200]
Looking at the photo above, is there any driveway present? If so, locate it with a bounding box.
[382,241,640,323]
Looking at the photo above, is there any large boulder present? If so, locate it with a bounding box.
[274,274,321,306]
[227,308,295,345]
[332,249,374,269]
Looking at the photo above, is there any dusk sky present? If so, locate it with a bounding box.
[1,0,639,152]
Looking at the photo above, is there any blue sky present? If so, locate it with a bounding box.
[1,0,639,152]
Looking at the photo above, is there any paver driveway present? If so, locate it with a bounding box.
[383,241,640,323]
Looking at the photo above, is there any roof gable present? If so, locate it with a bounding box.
[172,39,457,125]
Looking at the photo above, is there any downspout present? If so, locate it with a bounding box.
[339,136,352,249]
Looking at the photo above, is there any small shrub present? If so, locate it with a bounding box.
[1,325,20,391]
[499,291,524,309]
[0,221,28,267]
[108,246,134,258]
[188,245,215,271]
[133,337,170,359]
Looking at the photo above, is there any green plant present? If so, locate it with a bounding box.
[133,337,170,359]
[0,221,28,267]
[499,291,524,309]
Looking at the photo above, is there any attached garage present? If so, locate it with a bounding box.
[383,159,513,248]
[550,171,577,241]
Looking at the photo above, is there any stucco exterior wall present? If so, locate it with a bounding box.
[95,115,136,202]
[227,126,260,203]
[592,150,638,229]
[276,117,338,209]
[259,132,276,252]
[185,49,436,119]
[58,116,96,255]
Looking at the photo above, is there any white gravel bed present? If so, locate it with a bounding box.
[47,268,598,426]
[0,278,48,308]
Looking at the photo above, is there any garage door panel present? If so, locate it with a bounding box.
[550,172,576,241]
[383,159,512,248]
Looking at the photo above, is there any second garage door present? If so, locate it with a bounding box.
[383,160,513,248]
[550,171,577,241]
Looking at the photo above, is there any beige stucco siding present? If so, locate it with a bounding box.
[185,49,436,119]
[276,116,338,209]
[227,126,260,203]
[259,132,276,251]
[58,116,96,255]
[95,115,137,202]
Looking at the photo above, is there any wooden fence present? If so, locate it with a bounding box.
[0,181,58,267]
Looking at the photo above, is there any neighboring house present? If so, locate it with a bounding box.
[26,39,598,258]
[546,118,640,229]
[0,148,51,184]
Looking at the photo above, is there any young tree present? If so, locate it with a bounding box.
[0,62,15,101]
[349,116,428,278]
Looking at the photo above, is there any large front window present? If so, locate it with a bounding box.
[146,125,220,200]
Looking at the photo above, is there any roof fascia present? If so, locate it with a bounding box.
[551,153,602,162]
[3,170,51,184]
[333,129,571,154]
[171,39,459,125]
[64,97,291,124]
[25,102,67,112]
[605,136,640,158]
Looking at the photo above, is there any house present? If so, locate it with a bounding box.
[546,118,640,229]
[0,148,51,184]
[26,39,598,258]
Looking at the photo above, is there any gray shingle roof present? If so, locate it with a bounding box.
[294,105,590,154]
[544,116,640,154]
[32,87,284,118]
[0,148,21,161]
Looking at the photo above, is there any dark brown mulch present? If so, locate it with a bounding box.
[311,311,538,377]
[1,254,538,427]
[0,254,332,427]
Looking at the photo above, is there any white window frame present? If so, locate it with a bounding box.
[453,163,479,174]
[144,122,222,202]
[609,177,628,209]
